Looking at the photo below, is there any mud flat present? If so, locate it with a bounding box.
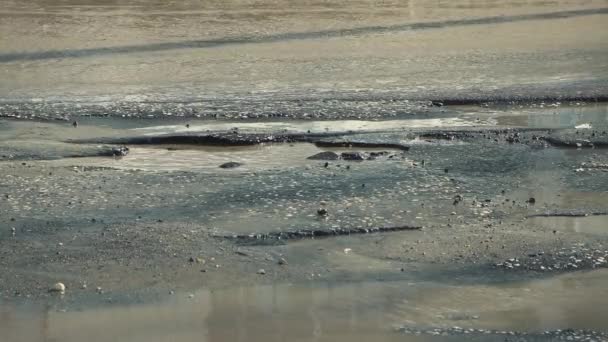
[0,102,607,341]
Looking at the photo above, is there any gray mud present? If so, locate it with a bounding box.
[2,0,608,340]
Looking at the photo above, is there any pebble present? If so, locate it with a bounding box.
[278,258,287,265]
[257,269,266,275]
[49,282,66,293]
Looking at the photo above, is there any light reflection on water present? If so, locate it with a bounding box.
[1,270,607,342]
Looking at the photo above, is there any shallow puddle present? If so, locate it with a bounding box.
[2,270,607,342]
[45,143,410,172]
[492,103,608,129]
[529,215,608,235]
[131,117,493,136]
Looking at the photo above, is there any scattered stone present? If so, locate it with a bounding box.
[278,258,287,265]
[257,269,266,275]
[96,287,103,294]
[340,152,367,161]
[526,197,536,204]
[111,146,129,157]
[307,151,340,160]
[219,162,242,169]
[317,208,328,216]
[49,282,66,293]
[72,121,78,127]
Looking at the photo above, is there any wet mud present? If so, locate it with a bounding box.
[1,0,608,339]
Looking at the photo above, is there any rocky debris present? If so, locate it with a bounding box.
[575,161,608,172]
[317,208,328,216]
[69,130,359,147]
[49,282,66,293]
[526,197,536,204]
[367,151,390,159]
[541,129,608,148]
[340,152,367,161]
[397,326,608,341]
[217,225,422,243]
[528,210,608,218]
[307,151,340,160]
[314,141,410,151]
[278,258,287,265]
[308,150,396,161]
[219,162,242,169]
[0,98,432,121]
[495,246,608,272]
[72,121,78,128]
[111,146,129,157]
[257,269,266,275]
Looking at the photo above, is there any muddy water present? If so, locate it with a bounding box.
[45,144,409,172]
[529,216,608,235]
[133,116,493,136]
[493,103,608,129]
[2,0,607,103]
[2,270,607,342]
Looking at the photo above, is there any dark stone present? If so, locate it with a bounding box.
[219,162,242,169]
[307,151,340,160]
[317,208,328,216]
[526,197,536,204]
[341,152,367,161]
[72,121,78,127]
[112,146,130,157]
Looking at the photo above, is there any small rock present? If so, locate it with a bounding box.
[72,121,78,127]
[278,258,287,265]
[317,208,328,216]
[219,162,242,169]
[341,152,367,161]
[96,287,103,294]
[50,282,66,293]
[257,269,266,275]
[111,146,129,157]
[526,197,536,204]
[307,151,340,160]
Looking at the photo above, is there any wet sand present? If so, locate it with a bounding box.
[2,0,608,341]
[1,102,608,341]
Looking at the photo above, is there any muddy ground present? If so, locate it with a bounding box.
[2,0,608,340]
[1,102,608,341]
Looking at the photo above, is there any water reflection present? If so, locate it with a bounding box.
[494,103,608,128]
[2,270,607,342]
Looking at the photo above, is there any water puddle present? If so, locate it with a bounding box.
[131,117,494,136]
[2,270,607,342]
[491,103,608,129]
[45,143,411,172]
[529,215,608,235]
